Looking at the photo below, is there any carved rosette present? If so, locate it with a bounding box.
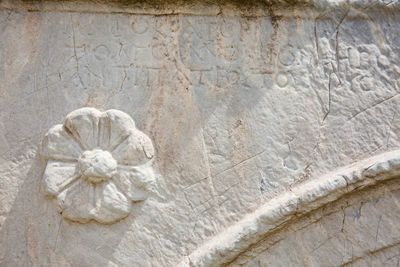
[41,107,155,224]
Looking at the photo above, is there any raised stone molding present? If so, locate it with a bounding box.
[0,0,399,17]
[41,107,155,224]
[179,150,400,266]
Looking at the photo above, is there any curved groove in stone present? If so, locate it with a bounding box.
[179,150,400,267]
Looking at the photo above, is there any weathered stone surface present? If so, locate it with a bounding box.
[0,0,400,266]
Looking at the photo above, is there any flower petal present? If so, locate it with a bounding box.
[92,181,131,224]
[112,163,155,201]
[98,109,136,150]
[43,161,79,196]
[63,107,102,150]
[41,124,82,161]
[57,180,96,223]
[111,129,154,165]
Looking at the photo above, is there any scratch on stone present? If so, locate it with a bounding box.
[70,14,86,90]
[374,215,383,251]
[342,240,400,266]
[341,204,347,232]
[310,85,327,121]
[386,111,396,149]
[212,149,266,178]
[54,216,62,251]
[182,176,209,191]
[310,236,333,253]
[314,15,320,63]
[184,192,195,211]
[118,41,123,56]
[322,75,331,122]
[218,181,240,197]
[334,10,349,85]
[120,70,127,91]
[346,92,400,122]
[201,127,217,199]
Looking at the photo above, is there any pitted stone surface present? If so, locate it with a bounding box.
[78,149,117,183]
[0,1,400,266]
